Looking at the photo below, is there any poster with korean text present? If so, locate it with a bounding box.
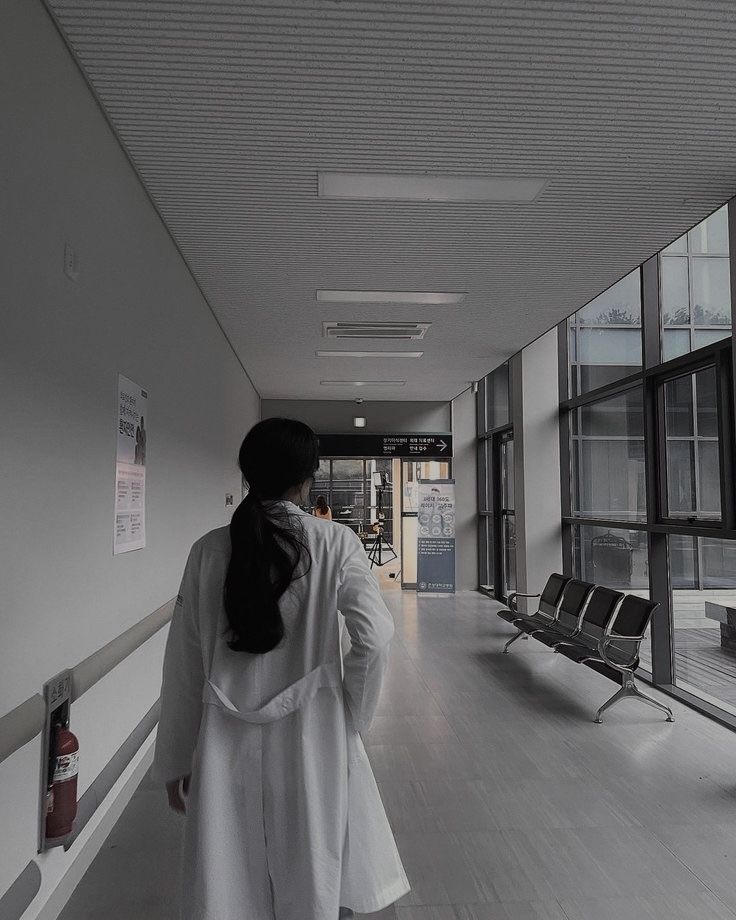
[114,375,147,554]
[416,479,456,594]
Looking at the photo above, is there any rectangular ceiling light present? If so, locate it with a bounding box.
[318,172,547,202]
[323,322,431,340]
[320,380,406,387]
[316,350,423,358]
[317,290,465,305]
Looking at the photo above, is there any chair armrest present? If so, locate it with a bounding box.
[597,634,643,673]
[507,592,541,615]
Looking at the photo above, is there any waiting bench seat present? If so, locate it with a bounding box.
[498,575,675,724]
[498,572,570,629]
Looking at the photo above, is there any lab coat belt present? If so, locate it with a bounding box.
[205,661,342,723]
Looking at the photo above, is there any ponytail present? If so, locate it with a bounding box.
[224,419,320,654]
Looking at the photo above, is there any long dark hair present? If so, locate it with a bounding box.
[315,495,329,513]
[225,418,320,653]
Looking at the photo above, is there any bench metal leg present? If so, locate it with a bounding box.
[594,672,675,724]
[503,631,528,654]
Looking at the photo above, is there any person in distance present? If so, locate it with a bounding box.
[313,493,333,520]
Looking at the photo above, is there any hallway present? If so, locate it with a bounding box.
[59,591,736,920]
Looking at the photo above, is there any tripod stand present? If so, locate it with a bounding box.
[364,479,397,569]
[365,524,398,568]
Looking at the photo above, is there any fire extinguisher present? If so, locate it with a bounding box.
[46,722,79,839]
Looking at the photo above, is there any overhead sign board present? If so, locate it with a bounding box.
[317,433,453,458]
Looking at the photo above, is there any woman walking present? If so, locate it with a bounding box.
[152,418,409,920]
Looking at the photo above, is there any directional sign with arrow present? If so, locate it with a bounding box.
[317,433,453,459]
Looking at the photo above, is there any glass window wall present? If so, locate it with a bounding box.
[488,364,510,430]
[669,535,736,713]
[572,524,649,593]
[660,205,731,361]
[558,200,736,722]
[568,269,642,398]
[570,387,646,522]
[662,365,721,520]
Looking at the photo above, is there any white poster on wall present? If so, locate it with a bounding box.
[114,374,147,555]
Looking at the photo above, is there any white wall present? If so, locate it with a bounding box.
[513,330,563,612]
[262,399,451,433]
[451,389,479,591]
[0,0,259,915]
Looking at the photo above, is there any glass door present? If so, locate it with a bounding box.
[328,459,367,532]
[309,458,398,543]
[366,457,394,546]
[497,430,516,601]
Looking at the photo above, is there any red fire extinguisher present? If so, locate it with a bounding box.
[46,723,79,839]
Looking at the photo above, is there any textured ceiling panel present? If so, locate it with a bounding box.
[45,0,736,399]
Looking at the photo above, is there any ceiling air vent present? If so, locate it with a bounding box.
[322,321,431,341]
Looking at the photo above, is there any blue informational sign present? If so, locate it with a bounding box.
[416,479,456,594]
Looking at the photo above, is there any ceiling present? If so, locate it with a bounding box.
[45,0,736,401]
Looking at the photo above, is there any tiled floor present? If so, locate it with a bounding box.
[59,590,736,919]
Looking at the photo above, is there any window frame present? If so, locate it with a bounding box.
[653,347,733,530]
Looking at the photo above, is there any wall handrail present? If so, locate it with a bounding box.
[71,598,175,701]
[0,697,46,767]
[0,597,175,767]
[0,860,42,920]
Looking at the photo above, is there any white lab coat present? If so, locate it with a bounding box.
[151,502,409,920]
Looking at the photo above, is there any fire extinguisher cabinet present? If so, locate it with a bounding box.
[38,670,76,852]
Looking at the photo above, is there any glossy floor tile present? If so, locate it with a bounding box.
[58,590,736,919]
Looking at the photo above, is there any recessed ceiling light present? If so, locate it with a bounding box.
[320,380,406,387]
[318,172,547,203]
[315,351,423,359]
[317,290,465,304]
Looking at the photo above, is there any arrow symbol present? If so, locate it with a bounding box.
[438,439,448,452]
